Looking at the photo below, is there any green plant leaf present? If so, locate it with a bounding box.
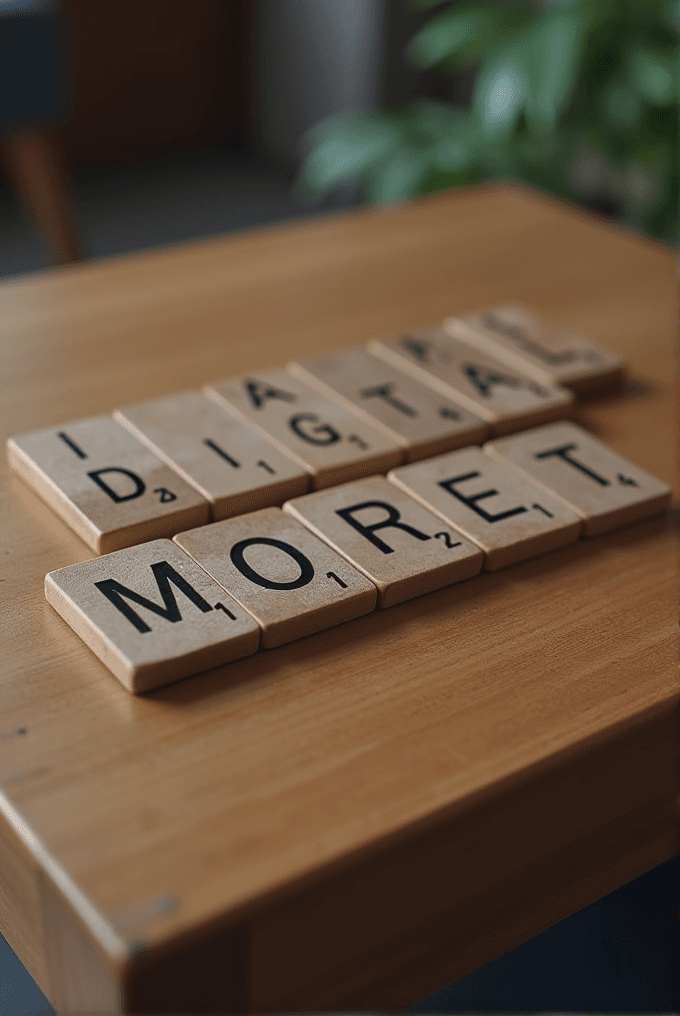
[524,13,584,131]
[365,147,432,203]
[296,112,404,198]
[403,99,464,141]
[602,79,644,132]
[662,0,680,33]
[474,48,528,138]
[629,46,676,105]
[406,5,526,70]
[430,114,481,172]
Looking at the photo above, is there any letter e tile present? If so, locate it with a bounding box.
[45,540,260,693]
[388,447,582,570]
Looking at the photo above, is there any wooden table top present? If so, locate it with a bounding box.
[0,183,677,1013]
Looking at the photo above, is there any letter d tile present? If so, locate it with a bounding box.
[7,416,209,553]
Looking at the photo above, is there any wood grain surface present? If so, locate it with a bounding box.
[0,183,677,1013]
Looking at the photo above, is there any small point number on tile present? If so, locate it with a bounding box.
[326,571,348,589]
[434,531,462,549]
[348,433,369,450]
[532,503,554,518]
[214,602,237,620]
[618,473,639,487]
[154,487,177,503]
[257,460,276,474]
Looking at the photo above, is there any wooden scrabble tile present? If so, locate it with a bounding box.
[388,447,581,570]
[45,539,260,693]
[203,368,402,488]
[484,422,672,536]
[288,347,489,462]
[283,476,483,608]
[114,391,310,521]
[449,306,625,395]
[7,417,209,553]
[369,327,573,436]
[174,507,377,648]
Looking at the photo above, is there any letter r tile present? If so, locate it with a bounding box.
[7,416,209,553]
[174,507,377,648]
[284,476,483,608]
[484,422,672,535]
[388,447,582,570]
[45,540,260,693]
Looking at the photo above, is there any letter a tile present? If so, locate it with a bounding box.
[114,391,310,520]
[204,369,402,488]
[174,507,377,648]
[7,417,209,553]
[449,306,625,396]
[284,476,483,608]
[369,327,573,435]
[388,448,581,570]
[484,422,672,536]
[45,540,260,693]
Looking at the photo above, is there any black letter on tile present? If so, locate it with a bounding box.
[336,500,431,555]
[360,383,418,418]
[87,468,146,503]
[230,537,314,590]
[57,432,87,459]
[244,379,297,409]
[439,471,527,523]
[535,443,610,486]
[289,413,341,446]
[95,561,213,633]
[204,438,240,468]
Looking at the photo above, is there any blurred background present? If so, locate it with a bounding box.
[0,0,677,278]
[0,0,678,1012]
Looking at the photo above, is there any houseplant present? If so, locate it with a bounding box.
[296,0,678,243]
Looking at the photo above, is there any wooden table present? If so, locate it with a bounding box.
[0,184,677,1013]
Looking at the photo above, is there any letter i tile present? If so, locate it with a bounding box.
[7,416,209,553]
[174,507,377,648]
[388,447,582,570]
[484,422,672,535]
[284,476,483,607]
[45,540,260,693]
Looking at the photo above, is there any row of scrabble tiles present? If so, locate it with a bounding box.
[7,307,626,555]
[45,422,671,693]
